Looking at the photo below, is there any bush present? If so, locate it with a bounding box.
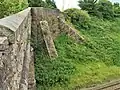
[28,0,57,9]
[0,0,28,18]
[63,8,91,29]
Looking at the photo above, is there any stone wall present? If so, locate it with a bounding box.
[31,7,60,58]
[0,7,85,90]
[0,8,35,90]
[31,7,61,40]
[31,7,84,41]
[31,7,84,58]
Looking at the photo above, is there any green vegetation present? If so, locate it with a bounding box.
[28,0,45,7]
[78,0,120,19]
[28,0,57,9]
[0,0,28,18]
[35,37,75,90]
[35,6,120,90]
[114,3,120,17]
[78,0,97,15]
[0,0,57,19]
[35,16,120,90]
[64,8,91,28]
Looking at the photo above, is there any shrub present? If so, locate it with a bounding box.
[28,0,57,9]
[0,0,28,18]
[63,8,91,29]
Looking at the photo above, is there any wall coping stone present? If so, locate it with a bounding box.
[0,7,31,43]
[0,7,31,32]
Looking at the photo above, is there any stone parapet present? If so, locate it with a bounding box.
[0,8,35,90]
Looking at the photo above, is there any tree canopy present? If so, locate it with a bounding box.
[78,0,120,19]
[28,0,57,9]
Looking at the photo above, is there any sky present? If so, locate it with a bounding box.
[54,0,120,11]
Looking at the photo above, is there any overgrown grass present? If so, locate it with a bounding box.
[35,45,75,90]
[35,17,120,90]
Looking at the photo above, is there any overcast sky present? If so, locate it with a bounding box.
[54,0,120,11]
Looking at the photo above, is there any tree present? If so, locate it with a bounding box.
[28,0,57,9]
[78,0,114,19]
[114,2,119,8]
[28,0,45,7]
[45,0,57,9]
[113,2,120,17]
[97,0,114,19]
[78,0,98,14]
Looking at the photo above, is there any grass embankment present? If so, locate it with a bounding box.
[35,17,120,90]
